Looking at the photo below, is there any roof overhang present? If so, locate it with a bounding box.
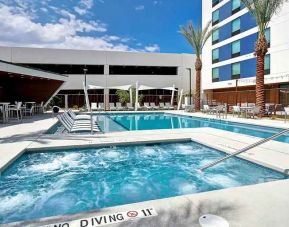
[0,60,68,81]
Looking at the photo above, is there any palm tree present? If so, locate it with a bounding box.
[241,0,288,116]
[180,21,213,111]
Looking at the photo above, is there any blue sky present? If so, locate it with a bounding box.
[0,0,202,53]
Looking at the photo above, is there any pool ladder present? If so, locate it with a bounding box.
[200,128,289,171]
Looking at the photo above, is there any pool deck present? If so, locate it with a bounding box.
[1,110,289,226]
[5,179,289,227]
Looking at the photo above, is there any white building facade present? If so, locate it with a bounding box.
[0,46,195,107]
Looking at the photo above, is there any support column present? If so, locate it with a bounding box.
[65,94,68,109]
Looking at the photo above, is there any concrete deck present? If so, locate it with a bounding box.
[5,179,289,227]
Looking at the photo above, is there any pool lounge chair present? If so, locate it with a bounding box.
[247,106,260,119]
[57,113,101,133]
[159,103,168,110]
[144,102,153,111]
[98,103,105,111]
[91,103,98,111]
[232,106,241,117]
[165,102,174,110]
[116,102,125,111]
[150,103,160,110]
[67,109,91,120]
[109,103,117,111]
[126,103,134,111]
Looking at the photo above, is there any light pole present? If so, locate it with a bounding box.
[83,66,88,87]
[186,68,192,105]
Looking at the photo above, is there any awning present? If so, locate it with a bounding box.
[109,85,132,90]
[87,84,105,90]
[138,85,157,91]
[162,86,177,91]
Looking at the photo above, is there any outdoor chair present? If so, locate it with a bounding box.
[126,103,134,111]
[91,103,98,111]
[285,107,289,123]
[265,104,275,117]
[150,103,160,110]
[98,103,105,111]
[8,102,23,121]
[57,112,101,133]
[144,102,153,111]
[116,102,125,111]
[165,102,174,110]
[35,101,44,114]
[202,105,211,114]
[159,103,168,110]
[247,106,260,119]
[67,109,91,120]
[232,106,241,117]
[109,103,117,111]
[23,106,34,117]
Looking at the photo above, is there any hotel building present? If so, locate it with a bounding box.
[202,0,289,106]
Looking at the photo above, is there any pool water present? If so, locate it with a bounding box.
[0,142,287,224]
[99,113,289,143]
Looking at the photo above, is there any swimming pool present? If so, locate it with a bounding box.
[99,113,289,143]
[0,142,287,224]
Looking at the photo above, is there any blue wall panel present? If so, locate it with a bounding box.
[241,33,257,55]
[219,2,232,21]
[241,58,256,78]
[219,44,232,61]
[219,64,232,81]
[240,13,256,32]
[219,23,232,41]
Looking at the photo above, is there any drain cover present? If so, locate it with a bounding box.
[199,214,229,227]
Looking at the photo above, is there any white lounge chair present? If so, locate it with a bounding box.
[109,103,116,111]
[151,103,160,110]
[116,102,124,111]
[67,109,91,120]
[165,102,174,110]
[57,112,101,133]
[91,103,98,111]
[159,103,168,110]
[144,102,153,111]
[98,103,105,111]
[126,103,134,111]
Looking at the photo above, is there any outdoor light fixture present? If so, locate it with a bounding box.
[83,67,88,87]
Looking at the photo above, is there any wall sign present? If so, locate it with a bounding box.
[40,208,157,227]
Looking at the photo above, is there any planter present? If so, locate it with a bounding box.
[52,106,60,113]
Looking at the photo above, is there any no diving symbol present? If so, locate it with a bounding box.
[127,211,138,218]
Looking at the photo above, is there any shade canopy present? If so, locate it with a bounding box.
[138,85,157,91]
[109,85,132,91]
[87,84,105,90]
[162,86,177,91]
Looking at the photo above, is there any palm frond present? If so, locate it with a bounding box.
[241,0,288,36]
[180,20,213,57]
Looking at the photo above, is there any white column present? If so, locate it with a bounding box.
[129,87,133,104]
[104,88,109,111]
[135,81,139,111]
[170,84,175,106]
[177,89,183,110]
[64,95,68,110]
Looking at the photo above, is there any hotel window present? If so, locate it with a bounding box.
[212,0,220,7]
[212,68,220,82]
[265,28,271,47]
[231,62,240,79]
[212,10,220,26]
[232,18,241,36]
[212,48,219,63]
[212,29,219,44]
[232,0,241,14]
[232,40,241,58]
[265,55,270,75]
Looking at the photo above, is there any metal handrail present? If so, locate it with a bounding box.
[200,128,289,171]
